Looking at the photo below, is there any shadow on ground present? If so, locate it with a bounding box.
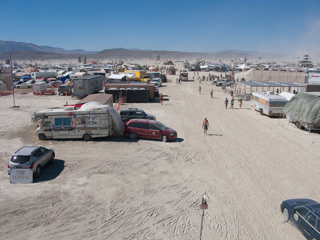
[34,159,65,183]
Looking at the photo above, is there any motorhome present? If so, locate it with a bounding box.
[31,71,57,79]
[32,102,123,141]
[251,92,287,116]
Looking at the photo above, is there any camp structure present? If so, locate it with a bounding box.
[283,92,320,131]
[73,75,104,99]
[76,93,113,107]
[105,82,155,102]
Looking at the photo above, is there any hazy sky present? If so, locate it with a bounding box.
[1,0,320,57]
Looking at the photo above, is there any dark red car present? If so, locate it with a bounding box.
[124,119,177,142]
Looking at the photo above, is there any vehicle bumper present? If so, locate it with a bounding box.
[168,132,177,141]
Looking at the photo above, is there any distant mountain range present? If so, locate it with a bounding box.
[0,41,98,55]
[0,40,293,61]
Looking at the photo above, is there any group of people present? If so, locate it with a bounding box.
[225,97,242,109]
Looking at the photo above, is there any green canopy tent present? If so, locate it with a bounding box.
[283,93,320,130]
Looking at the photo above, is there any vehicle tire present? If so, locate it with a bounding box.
[39,133,46,140]
[50,152,55,163]
[129,132,137,139]
[162,135,168,142]
[34,165,41,178]
[295,121,302,129]
[17,86,20,89]
[283,208,289,222]
[83,134,92,141]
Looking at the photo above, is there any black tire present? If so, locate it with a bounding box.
[83,134,92,141]
[34,165,41,178]
[161,135,168,142]
[283,208,289,222]
[17,86,20,89]
[50,152,55,163]
[39,133,46,140]
[295,121,302,129]
[129,132,137,139]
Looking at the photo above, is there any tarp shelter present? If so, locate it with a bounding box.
[58,75,70,82]
[237,64,251,71]
[107,73,137,83]
[76,93,113,106]
[24,67,39,73]
[20,75,32,81]
[283,93,320,128]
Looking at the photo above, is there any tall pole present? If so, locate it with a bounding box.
[10,52,19,108]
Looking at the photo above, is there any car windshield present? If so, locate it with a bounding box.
[156,122,167,130]
[11,156,31,164]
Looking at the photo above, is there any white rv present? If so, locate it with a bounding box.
[251,92,288,116]
[33,102,123,141]
[31,71,57,79]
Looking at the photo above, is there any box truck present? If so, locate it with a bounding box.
[73,75,104,99]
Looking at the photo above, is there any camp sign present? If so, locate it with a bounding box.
[10,169,33,184]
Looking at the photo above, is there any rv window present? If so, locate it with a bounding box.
[270,101,286,106]
[266,101,269,105]
[63,118,71,126]
[55,118,63,126]
[255,96,259,101]
[55,118,71,126]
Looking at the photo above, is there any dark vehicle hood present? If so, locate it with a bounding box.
[163,127,176,134]
[147,114,156,119]
[282,198,318,208]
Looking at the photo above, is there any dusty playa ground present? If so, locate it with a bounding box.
[0,74,319,240]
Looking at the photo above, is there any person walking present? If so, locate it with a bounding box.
[199,86,201,94]
[210,89,213,99]
[225,97,229,109]
[202,118,209,134]
[231,97,234,109]
[239,97,243,108]
[160,93,163,105]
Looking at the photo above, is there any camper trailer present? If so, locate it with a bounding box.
[31,71,57,79]
[32,102,123,141]
[251,92,287,116]
[73,75,104,99]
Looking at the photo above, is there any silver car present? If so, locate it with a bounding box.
[7,146,55,178]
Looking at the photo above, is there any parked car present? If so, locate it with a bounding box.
[215,79,233,86]
[48,80,63,88]
[281,198,320,240]
[150,78,162,87]
[58,84,72,96]
[120,108,156,122]
[124,119,177,142]
[16,82,32,89]
[7,146,55,178]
